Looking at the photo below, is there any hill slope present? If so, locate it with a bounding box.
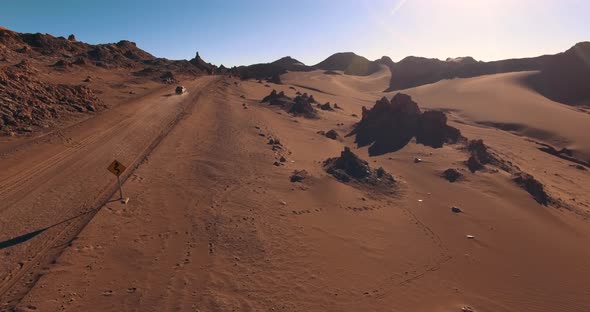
[0,26,216,136]
[312,52,381,76]
[385,42,590,106]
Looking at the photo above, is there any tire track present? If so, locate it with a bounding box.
[0,78,219,311]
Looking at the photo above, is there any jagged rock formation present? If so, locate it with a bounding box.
[349,93,463,156]
[416,110,463,148]
[260,90,317,118]
[323,147,395,187]
[512,172,550,205]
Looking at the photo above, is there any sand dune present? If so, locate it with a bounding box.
[284,67,590,162]
[395,72,590,162]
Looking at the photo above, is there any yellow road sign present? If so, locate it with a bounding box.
[107,160,127,177]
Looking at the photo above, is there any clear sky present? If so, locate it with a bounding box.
[1,0,588,67]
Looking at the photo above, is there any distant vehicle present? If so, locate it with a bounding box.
[175,86,186,94]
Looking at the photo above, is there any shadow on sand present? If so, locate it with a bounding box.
[0,207,101,249]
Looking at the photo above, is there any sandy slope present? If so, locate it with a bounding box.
[10,72,590,312]
[285,69,590,162]
[395,72,590,162]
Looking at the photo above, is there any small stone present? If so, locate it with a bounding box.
[466,235,475,239]
[443,168,463,182]
[451,206,462,213]
[290,170,308,182]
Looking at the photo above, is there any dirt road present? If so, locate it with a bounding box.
[0,76,218,309]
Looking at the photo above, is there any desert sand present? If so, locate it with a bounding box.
[1,28,590,312]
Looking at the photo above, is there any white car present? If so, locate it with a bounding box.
[175,86,186,94]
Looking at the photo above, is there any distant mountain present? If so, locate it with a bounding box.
[385,55,550,91]
[233,41,590,106]
[236,53,385,80]
[271,56,308,71]
[384,42,590,106]
[237,56,312,80]
[312,52,380,76]
[525,42,590,105]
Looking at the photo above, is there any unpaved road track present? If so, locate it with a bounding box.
[0,76,218,309]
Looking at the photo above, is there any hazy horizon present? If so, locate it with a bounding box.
[1,0,588,67]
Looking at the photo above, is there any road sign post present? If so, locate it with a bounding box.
[108,160,129,204]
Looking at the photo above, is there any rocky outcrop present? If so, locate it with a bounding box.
[325,129,340,140]
[323,147,395,187]
[319,102,334,111]
[290,170,309,183]
[289,94,317,118]
[0,66,105,135]
[260,90,317,118]
[464,139,510,173]
[350,93,462,156]
[512,172,550,205]
[260,90,291,106]
[0,27,214,79]
[416,110,463,148]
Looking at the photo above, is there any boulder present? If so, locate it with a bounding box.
[325,129,340,140]
[442,168,463,182]
[319,102,334,111]
[290,170,308,183]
